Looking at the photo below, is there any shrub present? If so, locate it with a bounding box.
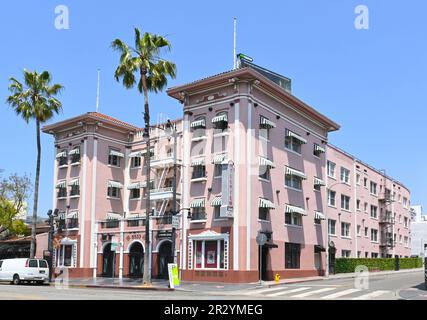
[335,258,423,274]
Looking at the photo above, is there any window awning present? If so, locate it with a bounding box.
[129,151,143,158]
[212,114,228,123]
[56,181,66,189]
[190,119,206,128]
[259,198,275,209]
[212,154,228,165]
[109,150,124,158]
[68,179,80,186]
[286,130,307,144]
[106,212,122,221]
[108,181,123,189]
[142,149,155,155]
[260,117,276,129]
[211,196,222,207]
[259,157,275,168]
[127,182,145,190]
[314,144,326,154]
[314,177,326,186]
[190,198,205,208]
[127,213,146,220]
[285,166,307,180]
[314,211,326,220]
[68,148,80,156]
[285,204,307,216]
[57,211,66,220]
[67,211,78,219]
[191,158,205,167]
[56,151,67,159]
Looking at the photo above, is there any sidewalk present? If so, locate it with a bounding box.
[50,277,174,291]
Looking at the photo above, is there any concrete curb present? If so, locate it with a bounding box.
[48,283,174,291]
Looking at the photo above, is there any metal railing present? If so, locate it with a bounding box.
[190,211,207,221]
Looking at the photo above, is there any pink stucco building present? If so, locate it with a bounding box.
[42,62,411,282]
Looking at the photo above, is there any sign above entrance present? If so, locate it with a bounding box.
[158,230,173,239]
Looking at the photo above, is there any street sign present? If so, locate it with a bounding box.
[256,233,267,246]
[168,263,180,288]
[172,215,180,229]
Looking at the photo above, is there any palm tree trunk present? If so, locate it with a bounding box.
[30,119,41,258]
[141,72,151,285]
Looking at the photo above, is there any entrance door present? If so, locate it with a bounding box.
[102,243,114,277]
[328,247,336,275]
[129,242,144,278]
[258,245,268,281]
[158,241,173,279]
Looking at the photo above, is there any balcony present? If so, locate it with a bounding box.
[56,219,79,231]
[150,187,181,201]
[379,193,394,203]
[379,215,395,225]
[379,239,395,248]
[150,155,182,169]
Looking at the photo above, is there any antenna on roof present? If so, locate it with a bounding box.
[96,69,100,113]
[233,17,237,69]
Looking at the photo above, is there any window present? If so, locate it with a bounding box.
[341,222,351,238]
[70,147,80,164]
[357,225,361,236]
[328,219,336,235]
[328,190,336,207]
[58,244,74,267]
[258,207,270,221]
[365,252,369,258]
[371,252,379,258]
[107,186,120,198]
[404,217,408,228]
[284,130,305,154]
[28,259,38,268]
[356,199,361,211]
[192,165,206,180]
[313,144,325,157]
[192,116,206,138]
[194,239,226,270]
[364,202,368,213]
[130,189,140,200]
[404,236,408,246]
[341,250,351,258]
[365,227,369,237]
[356,174,361,185]
[70,185,80,197]
[370,181,377,195]
[327,161,336,178]
[108,150,121,167]
[131,156,141,168]
[212,112,228,132]
[259,116,272,140]
[38,259,47,268]
[285,174,302,190]
[259,165,271,181]
[285,243,301,269]
[403,197,408,208]
[214,164,223,178]
[341,195,350,211]
[57,186,67,198]
[371,229,378,242]
[191,207,207,221]
[214,206,221,219]
[363,177,368,188]
[285,212,302,226]
[58,150,68,166]
[340,167,350,184]
[370,205,378,219]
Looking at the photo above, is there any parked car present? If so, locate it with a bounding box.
[0,258,49,285]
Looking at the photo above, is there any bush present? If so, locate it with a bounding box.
[335,258,423,274]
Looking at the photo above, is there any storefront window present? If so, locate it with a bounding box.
[57,244,74,267]
[194,239,226,270]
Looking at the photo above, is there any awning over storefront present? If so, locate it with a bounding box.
[285,204,307,216]
[286,130,307,144]
[259,198,275,209]
[285,166,307,179]
[190,119,206,128]
[212,154,227,165]
[190,198,205,208]
[314,177,326,186]
[211,196,222,207]
[68,148,80,155]
[56,151,67,159]
[314,211,326,220]
[260,117,276,129]
[259,157,275,168]
[211,114,228,123]
[106,212,122,221]
[109,150,124,158]
[108,181,123,189]
[314,144,326,154]
[68,179,80,186]
[191,158,205,167]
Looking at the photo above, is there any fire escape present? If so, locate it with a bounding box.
[378,170,395,257]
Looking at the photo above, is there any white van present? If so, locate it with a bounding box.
[0,258,50,285]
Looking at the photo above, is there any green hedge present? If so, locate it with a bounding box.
[335,258,423,274]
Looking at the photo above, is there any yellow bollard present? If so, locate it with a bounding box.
[275,274,280,283]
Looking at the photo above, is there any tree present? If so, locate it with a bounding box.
[112,28,176,284]
[0,173,32,237]
[6,70,64,258]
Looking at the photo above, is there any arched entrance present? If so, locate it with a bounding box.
[102,243,114,277]
[129,242,144,278]
[157,241,173,279]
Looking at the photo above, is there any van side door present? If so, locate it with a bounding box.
[0,261,4,280]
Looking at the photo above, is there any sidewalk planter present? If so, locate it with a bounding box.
[335,258,423,274]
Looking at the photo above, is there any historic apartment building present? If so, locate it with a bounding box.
[42,60,411,282]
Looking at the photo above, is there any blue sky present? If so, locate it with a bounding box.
[0,0,426,217]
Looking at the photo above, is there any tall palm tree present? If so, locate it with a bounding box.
[112,28,176,285]
[6,70,63,258]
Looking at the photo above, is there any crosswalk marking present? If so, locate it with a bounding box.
[352,290,389,300]
[321,288,362,299]
[266,287,311,297]
[291,287,336,298]
[244,286,288,295]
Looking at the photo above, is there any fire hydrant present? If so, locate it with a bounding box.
[275,274,280,283]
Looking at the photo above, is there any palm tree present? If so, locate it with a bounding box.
[6,70,64,258]
[112,28,176,285]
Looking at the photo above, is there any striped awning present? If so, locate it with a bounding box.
[106,212,122,221]
[108,181,123,189]
[190,198,205,208]
[68,179,80,186]
[314,144,326,154]
[314,177,326,186]
[127,182,145,190]
[67,211,78,219]
[56,151,67,159]
[57,211,66,220]
[56,181,66,189]
[286,204,307,216]
[212,154,227,165]
[259,157,275,168]
[285,166,307,179]
[211,196,222,207]
[142,149,155,155]
[109,150,124,158]
[127,213,146,220]
[191,158,205,167]
[69,148,80,155]
[259,198,275,209]
[191,119,206,128]
[314,211,326,220]
[260,117,276,129]
[212,114,228,123]
[129,151,143,158]
[286,130,307,144]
